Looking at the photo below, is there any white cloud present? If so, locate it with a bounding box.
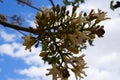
[0,42,51,79]
[98,52,119,67]
[0,43,15,56]
[0,29,16,42]
[17,66,42,77]
[26,20,36,28]
[85,64,120,80]
[0,42,43,66]
[23,54,44,66]
[7,77,44,80]
[85,67,111,80]
[15,65,51,80]
[0,42,28,57]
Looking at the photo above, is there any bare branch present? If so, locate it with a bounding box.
[17,0,43,12]
[0,0,3,3]
[0,20,38,34]
[49,0,55,8]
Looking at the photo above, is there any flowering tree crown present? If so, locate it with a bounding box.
[22,4,110,80]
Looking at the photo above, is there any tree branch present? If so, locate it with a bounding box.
[17,0,43,12]
[49,0,55,8]
[0,20,38,34]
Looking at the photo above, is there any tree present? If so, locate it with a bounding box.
[0,0,110,80]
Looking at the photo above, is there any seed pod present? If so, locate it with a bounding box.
[61,6,66,13]
[66,10,69,16]
[56,4,60,13]
[62,68,70,78]
[72,6,77,15]
[49,44,55,51]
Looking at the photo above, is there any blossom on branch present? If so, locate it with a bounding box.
[21,4,110,80]
[95,9,110,23]
[22,33,36,52]
[68,29,89,48]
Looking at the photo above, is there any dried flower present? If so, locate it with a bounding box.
[71,54,87,80]
[46,64,60,80]
[22,33,36,52]
[0,14,7,21]
[95,9,110,23]
[25,5,110,80]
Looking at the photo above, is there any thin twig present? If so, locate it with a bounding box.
[17,0,43,12]
[49,0,55,8]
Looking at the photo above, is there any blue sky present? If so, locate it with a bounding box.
[0,0,120,80]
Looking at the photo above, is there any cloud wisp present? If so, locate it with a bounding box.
[0,29,16,42]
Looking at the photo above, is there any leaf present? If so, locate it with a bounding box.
[42,56,51,64]
[75,0,80,2]
[80,0,85,3]
[79,45,87,51]
[63,0,71,5]
[112,1,120,10]
[35,41,39,48]
[42,45,48,51]
[88,39,94,46]
[110,0,115,10]
[49,56,60,64]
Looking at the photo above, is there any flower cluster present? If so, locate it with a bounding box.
[22,33,36,52]
[22,4,109,80]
